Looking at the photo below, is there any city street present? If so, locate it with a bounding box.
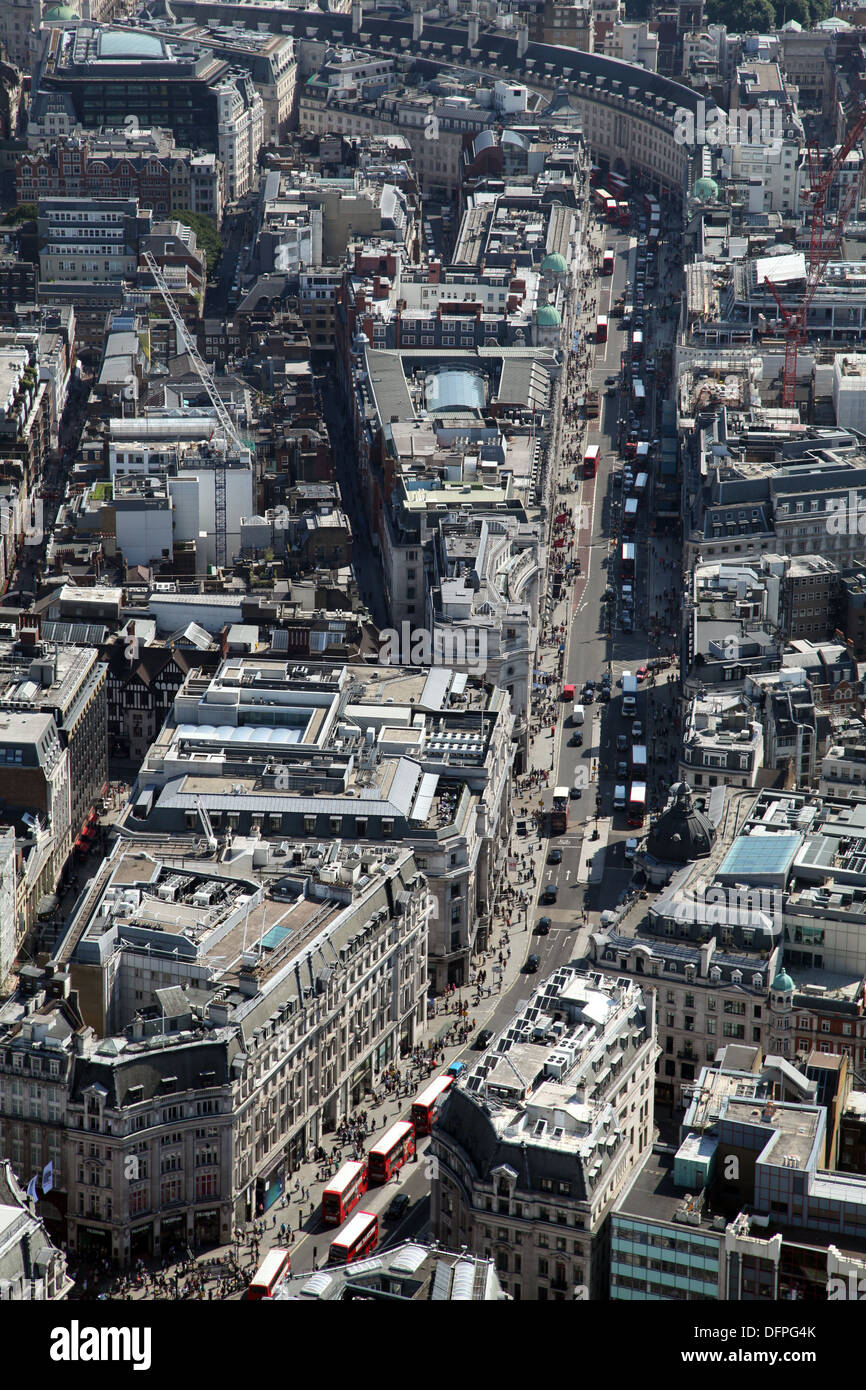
[65,175,691,1305]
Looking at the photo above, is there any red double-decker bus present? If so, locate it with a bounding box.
[411,1074,453,1137]
[628,782,647,828]
[595,314,608,343]
[602,248,615,276]
[368,1120,415,1184]
[322,1159,368,1226]
[551,786,569,834]
[328,1210,379,1265]
[583,444,600,478]
[247,1247,291,1299]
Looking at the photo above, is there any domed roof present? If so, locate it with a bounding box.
[693,176,718,203]
[647,782,716,864]
[535,302,561,326]
[45,2,79,16]
[541,252,568,275]
[772,969,795,994]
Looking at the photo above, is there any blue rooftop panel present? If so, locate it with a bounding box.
[717,834,800,880]
[98,31,166,60]
[260,924,292,951]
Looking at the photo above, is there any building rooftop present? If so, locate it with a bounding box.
[273,1241,507,1301]
[615,1146,724,1230]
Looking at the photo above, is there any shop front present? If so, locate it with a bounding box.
[194,1208,220,1247]
[350,1060,371,1108]
[159,1213,186,1254]
[77,1224,111,1261]
[288,1126,307,1172]
[130,1222,153,1259]
[255,1163,284,1216]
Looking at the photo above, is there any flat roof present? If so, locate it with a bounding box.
[717,833,801,879]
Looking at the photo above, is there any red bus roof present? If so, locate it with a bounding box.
[323,1159,366,1197]
[413,1074,453,1110]
[369,1120,414,1156]
[250,1247,291,1290]
[331,1209,377,1250]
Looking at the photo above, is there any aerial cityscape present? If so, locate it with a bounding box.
[0,0,865,1323]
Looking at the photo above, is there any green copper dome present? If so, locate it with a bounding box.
[536,302,561,326]
[771,969,795,994]
[45,3,80,17]
[541,252,568,275]
[693,176,719,203]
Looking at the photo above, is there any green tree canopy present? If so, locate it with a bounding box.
[705,0,828,27]
[3,203,36,225]
[169,209,222,274]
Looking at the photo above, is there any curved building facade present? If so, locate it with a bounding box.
[167,0,712,192]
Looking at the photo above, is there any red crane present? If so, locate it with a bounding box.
[763,105,866,408]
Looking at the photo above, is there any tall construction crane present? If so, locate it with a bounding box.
[142,250,244,568]
[763,104,866,409]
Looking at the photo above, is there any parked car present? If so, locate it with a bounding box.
[617,733,628,751]
[632,720,643,739]
[637,665,649,680]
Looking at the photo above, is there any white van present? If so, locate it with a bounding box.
[614,784,626,810]
[573,704,585,725]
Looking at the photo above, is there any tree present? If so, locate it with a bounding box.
[169,209,222,275]
[3,203,36,225]
[775,0,811,25]
[806,0,831,23]
[706,0,775,29]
